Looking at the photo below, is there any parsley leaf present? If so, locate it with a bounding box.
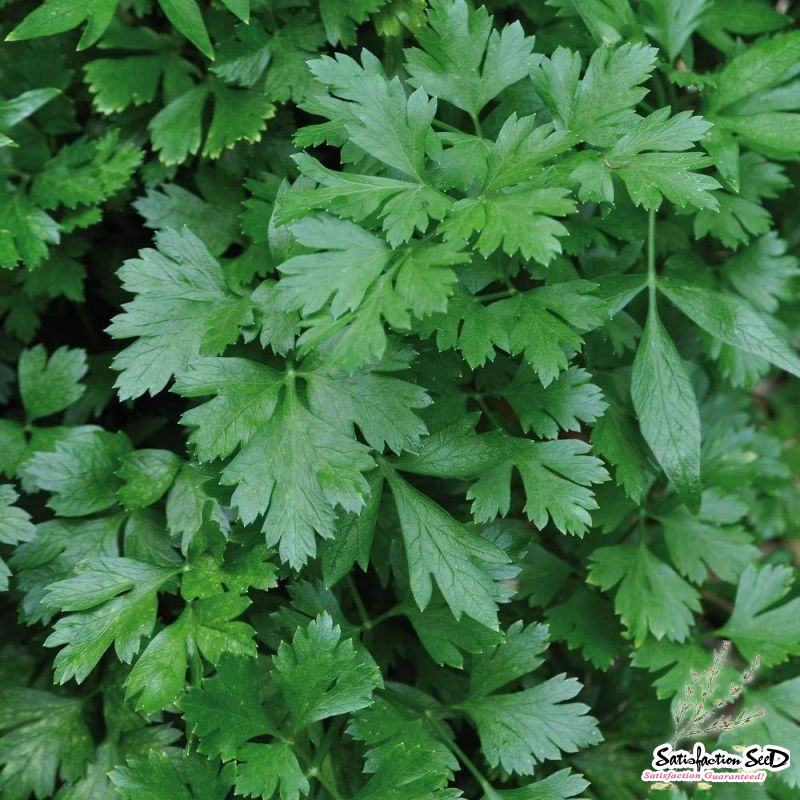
[469,621,549,699]
[0,485,35,591]
[17,345,86,423]
[385,467,509,629]
[661,490,758,584]
[588,544,701,645]
[631,306,702,507]
[43,556,181,683]
[0,688,93,799]
[462,674,602,775]
[717,563,800,667]
[108,229,253,400]
[272,613,383,729]
[125,593,257,714]
[180,657,275,761]
[175,358,375,568]
[659,277,800,377]
[21,430,133,517]
[405,0,538,119]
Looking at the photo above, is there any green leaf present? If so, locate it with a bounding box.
[203,85,275,157]
[277,216,391,318]
[610,107,712,156]
[18,345,86,423]
[719,678,800,789]
[6,0,117,50]
[148,87,208,165]
[614,152,721,211]
[405,0,537,118]
[116,449,182,510]
[531,42,658,147]
[234,742,309,800]
[630,638,728,703]
[631,307,701,506]
[483,114,578,194]
[407,602,503,668]
[349,695,457,784]
[10,514,123,624]
[166,463,230,554]
[43,557,179,683]
[21,430,133,516]
[725,233,799,313]
[180,544,277,601]
[180,657,275,760]
[699,0,790,40]
[157,0,214,59]
[319,0,385,46]
[31,131,142,211]
[420,290,507,369]
[0,689,93,799]
[661,490,758,584]
[135,184,240,258]
[320,472,383,587]
[272,613,383,729]
[109,751,234,800]
[709,30,800,112]
[174,358,283,463]
[304,54,437,181]
[487,283,606,386]
[125,594,256,713]
[176,360,375,568]
[717,562,800,666]
[108,228,253,399]
[503,365,607,439]
[306,364,430,455]
[469,621,549,699]
[546,587,624,670]
[282,153,452,247]
[385,468,509,629]
[486,769,589,800]
[261,14,326,103]
[462,674,601,776]
[398,417,607,535]
[588,544,701,645]
[659,277,800,377]
[553,0,639,46]
[442,187,575,264]
[473,438,608,536]
[0,88,60,132]
[0,485,35,591]
[0,191,60,269]
[84,54,172,114]
[643,0,708,61]
[590,388,652,503]
[251,281,300,355]
[353,741,460,800]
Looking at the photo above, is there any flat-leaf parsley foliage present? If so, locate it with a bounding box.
[1,0,799,798]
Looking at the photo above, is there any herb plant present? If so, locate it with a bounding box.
[1,0,800,798]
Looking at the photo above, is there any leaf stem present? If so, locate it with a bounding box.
[474,395,505,431]
[426,713,498,798]
[366,603,407,630]
[469,111,483,138]
[432,118,466,135]
[346,575,371,629]
[295,741,346,800]
[477,288,515,303]
[647,207,658,309]
[314,717,345,771]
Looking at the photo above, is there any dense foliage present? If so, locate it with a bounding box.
[1,0,800,797]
